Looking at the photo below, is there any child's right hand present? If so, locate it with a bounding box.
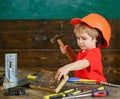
[60,45,69,54]
[60,45,76,62]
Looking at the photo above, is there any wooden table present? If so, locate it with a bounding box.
[0,69,120,99]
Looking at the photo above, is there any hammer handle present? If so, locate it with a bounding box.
[57,39,65,48]
[57,39,74,62]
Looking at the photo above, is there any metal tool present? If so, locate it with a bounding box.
[4,87,26,96]
[44,89,75,99]
[1,78,30,90]
[5,53,18,82]
[50,34,73,62]
[44,86,107,99]
[62,86,109,99]
[100,81,120,88]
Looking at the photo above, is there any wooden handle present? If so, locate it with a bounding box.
[57,39,74,62]
[57,39,65,48]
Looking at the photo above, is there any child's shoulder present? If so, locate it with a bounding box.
[86,48,101,57]
[87,48,100,53]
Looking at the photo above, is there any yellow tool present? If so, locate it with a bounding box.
[27,73,37,80]
[76,79,96,83]
[44,93,65,99]
[67,77,96,83]
[44,89,75,99]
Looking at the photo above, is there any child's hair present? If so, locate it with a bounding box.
[74,23,105,48]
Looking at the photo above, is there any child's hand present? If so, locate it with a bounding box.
[60,45,69,54]
[55,65,69,81]
[60,45,76,62]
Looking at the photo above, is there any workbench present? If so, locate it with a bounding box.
[0,69,120,99]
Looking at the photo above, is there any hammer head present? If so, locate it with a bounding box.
[50,34,65,44]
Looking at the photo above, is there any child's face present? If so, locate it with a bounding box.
[75,31,97,52]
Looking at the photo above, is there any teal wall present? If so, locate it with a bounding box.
[0,0,120,20]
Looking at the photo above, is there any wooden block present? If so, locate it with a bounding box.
[30,70,69,93]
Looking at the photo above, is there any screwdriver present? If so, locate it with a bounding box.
[100,81,120,88]
[44,89,75,99]
[62,86,109,99]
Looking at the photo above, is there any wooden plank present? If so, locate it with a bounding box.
[30,70,69,93]
[0,20,71,32]
[0,20,120,49]
[0,49,120,68]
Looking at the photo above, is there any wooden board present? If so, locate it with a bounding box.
[30,70,69,93]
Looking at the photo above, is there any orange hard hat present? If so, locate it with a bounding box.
[71,13,111,48]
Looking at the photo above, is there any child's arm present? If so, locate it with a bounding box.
[60,45,76,62]
[55,59,89,81]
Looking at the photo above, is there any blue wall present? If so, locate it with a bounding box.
[0,0,120,19]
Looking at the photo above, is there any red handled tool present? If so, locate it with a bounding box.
[62,86,109,99]
[92,86,109,97]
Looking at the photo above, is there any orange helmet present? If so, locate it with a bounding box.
[71,13,111,48]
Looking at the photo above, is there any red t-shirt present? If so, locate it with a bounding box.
[74,48,107,83]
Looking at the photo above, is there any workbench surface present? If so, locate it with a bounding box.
[0,87,119,99]
[0,69,120,99]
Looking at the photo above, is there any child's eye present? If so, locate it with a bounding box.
[76,37,80,40]
[76,36,79,39]
[76,37,87,40]
[82,37,87,40]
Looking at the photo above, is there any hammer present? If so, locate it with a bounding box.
[50,34,73,62]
